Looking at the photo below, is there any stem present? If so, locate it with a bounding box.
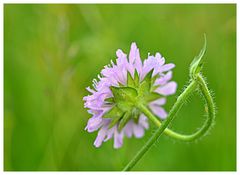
[123,80,197,171]
[123,74,215,171]
[140,75,215,141]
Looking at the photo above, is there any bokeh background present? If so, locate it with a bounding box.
[4,4,236,171]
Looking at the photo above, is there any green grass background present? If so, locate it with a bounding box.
[4,4,236,171]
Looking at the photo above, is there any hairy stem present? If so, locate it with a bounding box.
[123,74,215,171]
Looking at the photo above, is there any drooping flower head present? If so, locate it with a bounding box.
[83,43,177,148]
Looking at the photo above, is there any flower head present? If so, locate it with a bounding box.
[83,42,177,148]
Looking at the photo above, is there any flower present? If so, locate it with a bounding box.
[83,42,177,148]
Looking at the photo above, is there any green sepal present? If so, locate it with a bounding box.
[127,71,135,87]
[110,86,138,102]
[150,74,160,91]
[118,112,131,132]
[138,69,154,96]
[145,92,162,102]
[144,69,154,83]
[151,85,160,92]
[105,97,115,104]
[103,105,122,118]
[132,108,140,123]
[127,70,140,88]
[151,74,159,87]
[190,34,207,79]
[134,70,140,87]
[108,113,124,129]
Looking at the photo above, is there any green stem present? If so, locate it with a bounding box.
[123,74,215,171]
[140,75,215,141]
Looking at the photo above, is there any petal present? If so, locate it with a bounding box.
[155,53,165,66]
[133,124,145,138]
[150,105,168,119]
[138,114,149,129]
[94,125,108,148]
[127,63,135,77]
[129,42,137,64]
[155,71,172,86]
[123,120,134,138]
[134,48,142,75]
[160,63,175,72]
[150,98,166,106]
[104,126,115,142]
[86,87,96,94]
[141,55,155,79]
[155,81,177,96]
[85,116,103,132]
[114,130,124,149]
[116,49,127,59]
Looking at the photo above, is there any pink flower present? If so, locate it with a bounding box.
[83,42,177,148]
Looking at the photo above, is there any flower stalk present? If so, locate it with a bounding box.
[123,35,216,171]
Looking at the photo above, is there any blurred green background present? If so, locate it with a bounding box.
[4,4,236,171]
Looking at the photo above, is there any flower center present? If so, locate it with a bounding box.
[104,70,163,131]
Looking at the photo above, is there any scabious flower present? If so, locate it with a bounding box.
[83,42,177,148]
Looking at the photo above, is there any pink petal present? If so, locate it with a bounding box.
[127,63,135,77]
[154,71,172,86]
[104,126,115,142]
[150,105,168,119]
[155,81,177,96]
[133,124,144,138]
[160,63,175,72]
[85,116,103,132]
[138,114,149,129]
[150,98,166,106]
[116,49,127,59]
[123,120,134,138]
[134,48,142,75]
[155,53,165,66]
[94,125,108,147]
[86,87,96,94]
[129,42,137,64]
[114,130,124,149]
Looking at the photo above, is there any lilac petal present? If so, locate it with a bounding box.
[142,53,165,77]
[114,130,123,149]
[133,124,144,138]
[104,126,115,142]
[155,71,172,86]
[155,81,177,96]
[160,63,175,72]
[86,87,96,94]
[141,55,155,79]
[95,79,111,93]
[127,62,135,77]
[85,116,103,132]
[94,125,108,148]
[101,66,112,78]
[134,50,142,75]
[138,114,149,129]
[116,49,127,60]
[123,120,134,138]
[116,68,127,85]
[155,53,165,66]
[150,98,166,106]
[150,105,168,119]
[84,93,108,110]
[129,42,137,64]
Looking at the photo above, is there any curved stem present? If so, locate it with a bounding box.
[140,75,215,141]
[123,74,215,171]
[123,80,197,171]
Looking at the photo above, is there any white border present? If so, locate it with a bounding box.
[1,1,238,174]
[0,0,238,3]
